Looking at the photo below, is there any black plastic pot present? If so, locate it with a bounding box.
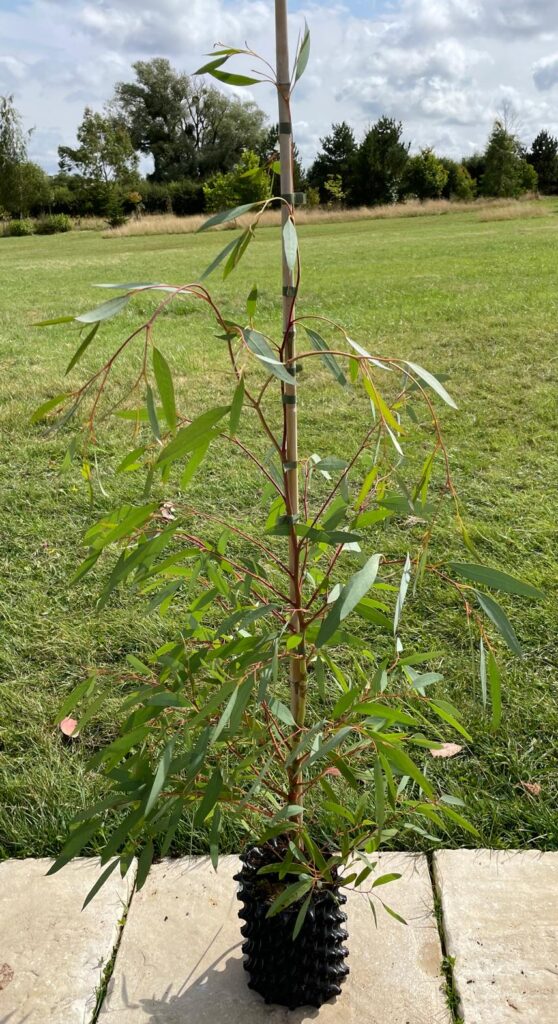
[233,840,350,1010]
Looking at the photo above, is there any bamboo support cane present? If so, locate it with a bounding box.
[275,0,307,812]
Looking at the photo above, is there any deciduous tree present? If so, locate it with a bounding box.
[114,58,267,182]
[0,94,27,170]
[404,148,448,199]
[58,107,138,184]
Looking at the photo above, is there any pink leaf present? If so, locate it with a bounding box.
[429,742,463,759]
[60,717,80,738]
[519,781,541,796]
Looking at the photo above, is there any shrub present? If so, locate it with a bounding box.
[5,218,34,237]
[520,161,538,194]
[105,191,128,228]
[404,149,449,200]
[305,186,320,208]
[141,181,173,214]
[441,159,476,201]
[35,214,72,235]
[167,179,205,216]
[203,150,269,213]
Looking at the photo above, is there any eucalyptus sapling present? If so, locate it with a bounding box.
[33,0,541,1009]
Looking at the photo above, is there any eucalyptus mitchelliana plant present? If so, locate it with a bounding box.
[34,0,542,1009]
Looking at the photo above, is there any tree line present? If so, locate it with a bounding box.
[1,57,558,225]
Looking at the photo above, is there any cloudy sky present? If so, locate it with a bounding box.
[2,0,558,173]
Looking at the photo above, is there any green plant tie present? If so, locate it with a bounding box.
[281,192,306,206]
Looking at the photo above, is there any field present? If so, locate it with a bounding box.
[1,200,557,858]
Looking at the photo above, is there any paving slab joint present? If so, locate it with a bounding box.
[427,852,464,1024]
[90,874,138,1023]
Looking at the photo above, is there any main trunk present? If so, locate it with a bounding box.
[275,0,307,813]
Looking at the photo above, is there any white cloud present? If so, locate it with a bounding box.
[2,0,558,172]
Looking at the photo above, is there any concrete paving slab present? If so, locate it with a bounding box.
[434,849,558,1024]
[0,857,135,1024]
[99,853,449,1023]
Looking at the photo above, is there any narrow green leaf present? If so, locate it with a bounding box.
[266,877,313,918]
[354,507,392,528]
[180,439,210,490]
[82,859,119,909]
[307,726,353,766]
[208,69,261,86]
[268,698,296,727]
[393,553,411,636]
[157,407,230,467]
[201,234,242,280]
[405,361,457,409]
[374,759,385,827]
[354,703,417,727]
[377,740,434,797]
[34,314,76,327]
[136,840,155,892]
[304,327,347,386]
[94,282,167,291]
[30,392,69,424]
[84,502,157,552]
[76,295,130,324]
[292,891,312,939]
[145,738,176,816]
[294,21,311,83]
[229,375,245,436]
[243,328,296,385]
[450,563,543,600]
[428,700,472,741]
[157,797,185,856]
[317,554,381,647]
[56,677,95,723]
[382,902,408,925]
[223,229,252,279]
[479,638,487,707]
[65,322,99,375]
[209,807,221,870]
[116,446,146,474]
[145,385,160,440]
[475,591,522,655]
[283,217,298,272]
[47,821,99,874]
[198,202,262,233]
[153,347,177,430]
[194,769,222,825]
[488,651,502,730]
[195,56,229,75]
[246,284,258,321]
[372,872,402,889]
[362,373,402,434]
[211,677,253,744]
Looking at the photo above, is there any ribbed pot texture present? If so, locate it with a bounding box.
[233,841,350,1010]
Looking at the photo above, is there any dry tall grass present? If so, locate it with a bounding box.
[103,195,550,238]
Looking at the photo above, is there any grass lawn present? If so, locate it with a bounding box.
[1,202,557,858]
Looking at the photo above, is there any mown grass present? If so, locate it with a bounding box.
[1,200,557,859]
